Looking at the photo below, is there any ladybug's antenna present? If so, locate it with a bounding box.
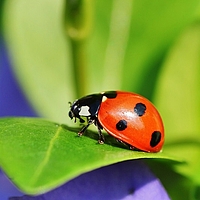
[68,102,72,107]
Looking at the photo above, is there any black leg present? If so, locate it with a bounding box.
[116,139,134,150]
[95,119,105,144]
[78,118,94,136]
[78,117,105,144]
[97,125,105,144]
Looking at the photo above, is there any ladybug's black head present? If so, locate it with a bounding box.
[68,100,80,120]
[69,93,103,124]
[68,100,85,123]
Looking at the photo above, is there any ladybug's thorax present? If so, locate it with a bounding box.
[69,93,104,121]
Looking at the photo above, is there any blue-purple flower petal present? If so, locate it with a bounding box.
[10,160,169,200]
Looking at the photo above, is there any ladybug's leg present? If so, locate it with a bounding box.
[78,116,105,144]
[116,139,140,151]
[116,139,133,149]
[95,120,105,144]
[78,118,95,136]
[116,139,127,146]
[97,126,105,144]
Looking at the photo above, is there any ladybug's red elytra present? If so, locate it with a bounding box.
[69,91,164,152]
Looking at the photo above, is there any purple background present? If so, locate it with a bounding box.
[0,36,37,200]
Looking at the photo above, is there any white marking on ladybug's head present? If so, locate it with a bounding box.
[102,96,107,102]
[79,106,91,116]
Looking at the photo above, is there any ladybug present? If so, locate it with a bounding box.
[68,91,164,152]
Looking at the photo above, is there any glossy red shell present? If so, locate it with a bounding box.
[98,91,164,152]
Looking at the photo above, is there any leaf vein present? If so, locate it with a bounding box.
[29,125,62,186]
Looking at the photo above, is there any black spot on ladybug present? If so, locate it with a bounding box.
[104,91,117,99]
[134,103,146,116]
[116,119,127,131]
[150,131,161,147]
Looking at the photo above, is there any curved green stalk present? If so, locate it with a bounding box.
[64,0,93,98]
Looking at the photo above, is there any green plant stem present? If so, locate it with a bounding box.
[70,39,87,98]
[64,0,92,98]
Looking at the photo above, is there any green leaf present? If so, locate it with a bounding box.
[154,23,200,143]
[154,23,200,184]
[0,117,177,195]
[191,185,200,200]
[147,160,196,200]
[2,0,75,123]
[164,142,200,185]
[88,0,200,97]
